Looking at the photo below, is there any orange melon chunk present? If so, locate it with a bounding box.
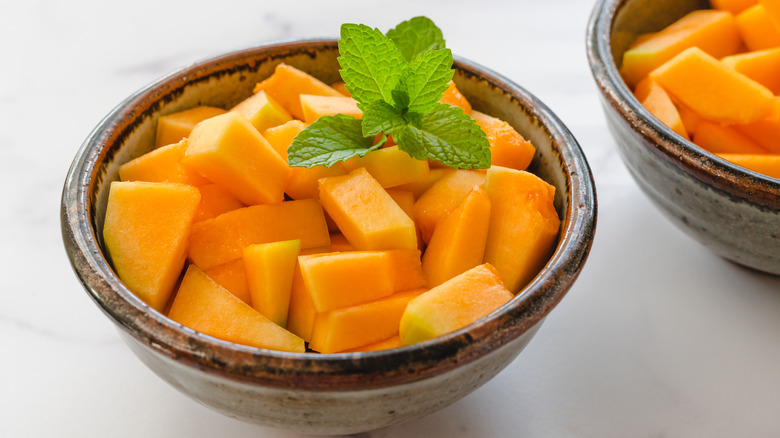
[310,289,424,354]
[339,336,404,353]
[650,47,776,125]
[298,251,395,313]
[763,0,780,29]
[736,5,780,51]
[693,121,769,154]
[387,249,427,291]
[103,181,200,312]
[330,81,351,97]
[119,139,210,186]
[183,111,291,206]
[253,63,344,120]
[676,101,706,136]
[155,106,226,148]
[168,265,304,352]
[328,233,354,252]
[262,119,307,158]
[483,166,560,293]
[287,264,317,342]
[300,95,362,122]
[422,187,491,287]
[440,80,472,112]
[636,79,690,140]
[471,110,536,171]
[395,168,449,199]
[399,264,512,345]
[413,169,486,243]
[343,146,430,188]
[712,0,759,14]
[230,90,292,132]
[620,10,742,87]
[188,199,330,269]
[385,189,415,219]
[737,99,780,153]
[319,168,418,251]
[193,183,245,223]
[243,239,301,327]
[721,48,780,95]
[716,153,780,178]
[202,258,251,304]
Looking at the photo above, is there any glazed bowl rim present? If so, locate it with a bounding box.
[62,38,597,391]
[586,0,780,208]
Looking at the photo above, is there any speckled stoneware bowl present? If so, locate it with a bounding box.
[588,0,780,275]
[62,39,596,434]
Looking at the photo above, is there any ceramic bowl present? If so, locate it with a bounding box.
[62,39,596,434]
[587,0,780,275]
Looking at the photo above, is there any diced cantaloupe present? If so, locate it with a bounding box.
[737,99,780,153]
[118,139,210,186]
[168,265,305,352]
[399,264,512,345]
[202,258,251,305]
[711,0,759,14]
[760,0,780,33]
[736,5,780,51]
[693,120,769,153]
[721,48,780,94]
[230,90,292,133]
[287,264,317,342]
[385,189,415,219]
[188,199,330,269]
[103,181,200,312]
[155,106,226,148]
[330,81,351,97]
[716,153,780,177]
[340,336,404,353]
[319,168,418,251]
[300,95,362,122]
[650,47,776,125]
[620,10,742,87]
[298,251,395,312]
[243,240,301,327]
[343,146,430,188]
[422,187,491,287]
[471,110,536,171]
[328,233,354,252]
[183,111,291,205]
[262,119,306,158]
[483,166,560,293]
[394,168,450,199]
[412,169,486,243]
[253,63,344,119]
[309,289,423,354]
[387,249,427,291]
[440,81,472,112]
[676,101,706,136]
[193,183,245,223]
[635,78,690,139]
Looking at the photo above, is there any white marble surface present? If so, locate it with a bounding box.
[3,0,780,436]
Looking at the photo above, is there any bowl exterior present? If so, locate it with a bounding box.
[63,39,596,434]
[588,0,780,275]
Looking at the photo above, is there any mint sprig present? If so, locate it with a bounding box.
[288,16,490,170]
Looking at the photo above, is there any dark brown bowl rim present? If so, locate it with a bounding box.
[586,0,780,210]
[62,38,597,391]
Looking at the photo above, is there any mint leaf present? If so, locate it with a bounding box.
[394,103,490,169]
[386,16,445,62]
[361,101,407,137]
[287,115,384,168]
[339,24,405,108]
[402,48,454,114]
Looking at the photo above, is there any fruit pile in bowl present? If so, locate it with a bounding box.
[63,18,595,434]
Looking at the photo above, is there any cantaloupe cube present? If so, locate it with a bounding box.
[298,251,395,312]
[635,78,690,140]
[471,110,536,171]
[103,181,200,312]
[230,90,292,133]
[310,289,424,354]
[343,146,430,188]
[287,264,317,342]
[168,265,304,352]
[712,0,759,14]
[385,189,415,219]
[620,10,742,87]
[253,63,344,119]
[119,139,210,186]
[339,336,404,353]
[394,168,449,199]
[188,199,330,269]
[243,240,301,327]
[328,233,354,252]
[399,264,512,345]
[183,112,291,206]
[721,48,780,95]
[300,95,362,123]
[693,120,769,153]
[760,0,780,32]
[737,99,780,153]
[422,187,491,287]
[412,169,486,243]
[387,249,427,291]
[202,258,251,304]
[650,47,776,125]
[440,81,472,112]
[193,183,245,223]
[716,153,780,178]
[676,101,706,136]
[262,119,306,158]
[155,106,226,148]
[319,168,418,251]
[483,166,560,293]
[330,81,351,97]
[736,5,780,51]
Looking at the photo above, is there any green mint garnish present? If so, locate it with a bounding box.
[288,16,489,170]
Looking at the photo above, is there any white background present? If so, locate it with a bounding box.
[3,0,780,436]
